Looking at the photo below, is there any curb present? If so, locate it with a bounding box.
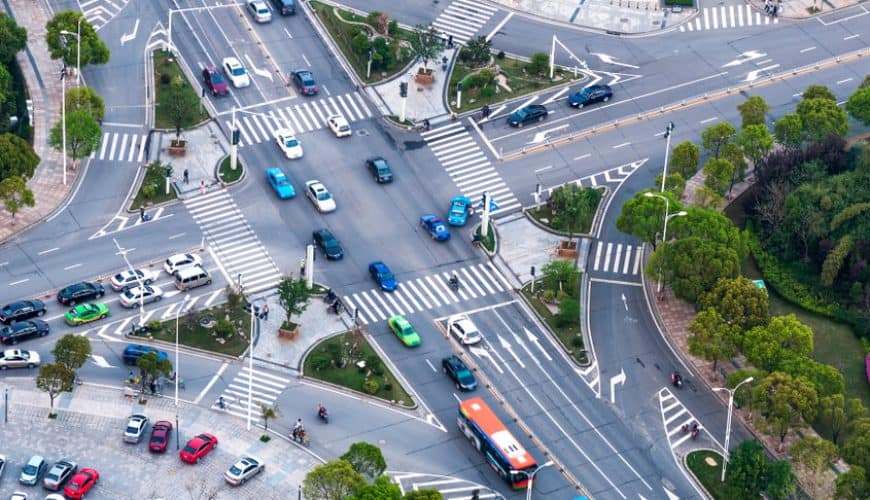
[516,281,593,368]
[122,331,243,363]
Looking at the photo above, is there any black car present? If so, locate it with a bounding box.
[57,281,105,305]
[270,0,295,15]
[313,229,344,260]
[366,157,393,183]
[1,319,50,345]
[291,69,318,96]
[442,355,477,391]
[506,104,548,127]
[568,84,613,108]
[0,300,46,324]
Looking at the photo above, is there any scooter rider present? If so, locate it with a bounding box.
[292,418,304,439]
[671,371,683,388]
[317,404,328,419]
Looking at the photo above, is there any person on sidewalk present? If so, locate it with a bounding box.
[259,304,269,320]
[183,169,189,184]
[140,206,145,221]
[200,179,206,195]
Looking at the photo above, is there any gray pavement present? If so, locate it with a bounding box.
[150,121,232,200]
[491,0,694,33]
[372,47,458,123]
[492,211,566,286]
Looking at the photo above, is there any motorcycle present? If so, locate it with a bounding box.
[690,424,700,440]
[447,276,460,291]
[318,408,329,424]
[291,428,310,446]
[671,371,683,389]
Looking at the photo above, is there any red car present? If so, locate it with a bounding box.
[180,433,218,463]
[149,420,173,453]
[202,65,229,96]
[64,468,99,499]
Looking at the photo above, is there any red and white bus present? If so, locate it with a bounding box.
[458,397,538,489]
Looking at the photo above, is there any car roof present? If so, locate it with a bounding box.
[224,57,241,66]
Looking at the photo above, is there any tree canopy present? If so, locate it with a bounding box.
[303,460,367,500]
[668,207,748,259]
[276,276,312,326]
[702,157,735,195]
[65,86,105,122]
[847,84,870,126]
[49,110,102,164]
[0,13,27,65]
[687,307,740,371]
[0,175,34,219]
[351,476,402,500]
[45,10,109,68]
[815,394,866,446]
[751,371,818,448]
[646,237,740,302]
[698,277,769,330]
[796,97,849,143]
[669,140,700,178]
[742,314,814,372]
[340,442,387,480]
[737,95,770,128]
[51,333,92,372]
[616,190,681,249]
[737,124,774,165]
[773,113,803,149]
[790,435,839,499]
[0,133,41,182]
[701,122,736,158]
[35,362,75,412]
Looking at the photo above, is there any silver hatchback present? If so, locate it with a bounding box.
[247,0,272,22]
[43,459,77,491]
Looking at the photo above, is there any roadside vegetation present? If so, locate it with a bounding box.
[218,156,244,184]
[153,50,208,131]
[303,330,413,407]
[528,185,603,235]
[687,441,796,499]
[521,260,586,365]
[130,160,178,210]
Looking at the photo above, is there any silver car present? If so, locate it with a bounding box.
[124,414,149,443]
[43,459,77,491]
[224,456,265,485]
[247,0,272,22]
[19,455,46,485]
[0,349,40,370]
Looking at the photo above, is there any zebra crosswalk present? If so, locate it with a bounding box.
[389,471,499,499]
[184,190,282,294]
[422,122,521,216]
[659,388,709,450]
[213,366,292,422]
[432,0,499,45]
[342,263,512,325]
[89,131,148,163]
[79,0,129,31]
[680,5,778,32]
[589,241,644,277]
[224,92,372,147]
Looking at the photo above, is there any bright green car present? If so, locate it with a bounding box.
[64,302,110,326]
[388,315,421,347]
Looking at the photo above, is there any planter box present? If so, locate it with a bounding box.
[278,324,299,340]
[556,240,578,259]
[415,69,434,85]
[169,140,186,157]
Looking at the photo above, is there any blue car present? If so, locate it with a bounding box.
[122,344,169,365]
[420,214,450,241]
[447,196,472,226]
[266,167,295,199]
[369,261,397,292]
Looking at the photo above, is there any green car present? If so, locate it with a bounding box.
[388,315,421,347]
[64,302,110,326]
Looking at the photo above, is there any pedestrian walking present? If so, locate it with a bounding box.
[183,169,189,184]
[149,380,156,394]
[200,179,206,195]
[139,206,145,221]
[260,304,269,320]
[299,258,306,277]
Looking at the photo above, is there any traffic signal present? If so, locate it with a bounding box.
[232,129,240,145]
[457,81,463,92]
[399,82,408,98]
[164,166,173,177]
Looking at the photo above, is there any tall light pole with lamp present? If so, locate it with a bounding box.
[247,297,265,431]
[174,294,189,450]
[713,376,754,482]
[643,192,687,292]
[660,121,676,192]
[512,460,554,500]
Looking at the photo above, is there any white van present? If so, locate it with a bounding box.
[174,265,212,291]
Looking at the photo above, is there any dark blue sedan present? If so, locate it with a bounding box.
[368,261,397,292]
[420,214,450,241]
[568,84,613,109]
[507,104,548,127]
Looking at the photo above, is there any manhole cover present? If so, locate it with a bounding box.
[357,129,370,136]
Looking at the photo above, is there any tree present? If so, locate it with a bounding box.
[65,86,105,122]
[764,459,797,500]
[742,314,813,372]
[802,84,837,102]
[351,475,402,500]
[340,442,387,480]
[45,10,109,68]
[737,124,773,165]
[687,308,740,372]
[0,176,34,220]
[0,13,27,65]
[668,207,748,259]
[726,369,766,417]
[616,190,681,249]
[135,351,173,395]
[350,32,370,56]
[693,185,724,210]
[702,157,735,195]
[259,403,278,434]
[546,184,601,237]
[773,113,803,148]
[790,435,839,499]
[737,95,770,128]
[51,333,92,372]
[35,363,75,415]
[166,76,199,140]
[413,25,441,69]
[835,465,870,499]
[847,85,870,125]
[816,394,865,446]
[462,36,492,67]
[701,122,736,158]
[721,142,748,192]
[669,141,700,178]
[276,276,312,329]
[821,234,854,286]
[751,371,818,450]
[49,110,102,166]
[843,421,870,472]
[797,97,849,143]
[698,277,769,330]
[724,440,767,498]
[645,237,740,302]
[0,133,41,181]
[527,52,550,77]
[403,491,443,500]
[654,171,686,199]
[303,459,367,500]
[556,298,580,328]
[541,259,576,292]
[0,65,12,132]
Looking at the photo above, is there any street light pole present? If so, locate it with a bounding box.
[513,460,554,500]
[660,122,675,192]
[175,294,188,450]
[714,376,754,482]
[644,192,687,293]
[247,297,262,431]
[76,15,84,85]
[61,64,67,186]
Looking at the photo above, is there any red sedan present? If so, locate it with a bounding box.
[180,433,218,464]
[64,468,99,499]
[149,420,173,453]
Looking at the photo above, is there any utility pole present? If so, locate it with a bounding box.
[113,238,146,325]
[456,81,463,109]
[366,48,373,79]
[61,63,67,186]
[660,121,675,192]
[231,106,239,170]
[306,244,314,290]
[480,191,491,239]
[399,81,408,123]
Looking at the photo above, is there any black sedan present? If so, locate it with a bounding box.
[313,229,343,260]
[57,281,105,305]
[291,69,318,96]
[568,84,613,108]
[1,319,50,345]
[0,300,46,324]
[506,104,548,127]
[365,157,393,183]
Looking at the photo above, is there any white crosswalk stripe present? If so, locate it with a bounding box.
[226,92,373,147]
[78,0,129,31]
[184,190,282,294]
[342,263,511,325]
[89,131,148,162]
[659,388,706,450]
[389,471,500,499]
[590,241,644,277]
[213,367,292,421]
[432,0,499,44]
[680,5,778,32]
[88,206,173,240]
[422,122,522,217]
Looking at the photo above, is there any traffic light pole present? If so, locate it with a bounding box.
[231,106,238,170]
[481,192,491,239]
[457,82,463,109]
[399,81,408,123]
[305,244,314,290]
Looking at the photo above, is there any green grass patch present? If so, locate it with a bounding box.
[129,161,178,210]
[386,115,413,126]
[521,278,587,365]
[474,223,496,252]
[148,300,251,357]
[153,51,209,130]
[447,53,583,114]
[304,330,414,407]
[218,156,244,184]
[310,1,418,84]
[686,450,728,500]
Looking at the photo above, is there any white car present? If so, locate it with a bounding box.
[0,349,40,370]
[124,414,149,443]
[110,268,159,292]
[305,180,336,213]
[10,493,27,500]
[222,57,250,88]
[247,0,272,22]
[163,253,202,275]
[119,285,164,308]
[327,114,352,138]
[224,455,265,485]
[449,314,482,345]
[275,129,303,159]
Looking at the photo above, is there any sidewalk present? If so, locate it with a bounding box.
[747,0,858,18]
[0,0,81,244]
[490,0,693,34]
[372,47,457,124]
[151,121,230,200]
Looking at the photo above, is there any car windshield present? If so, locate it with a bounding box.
[275,177,289,186]
[46,471,60,480]
[285,139,298,147]
[516,108,529,118]
[258,7,269,14]
[401,326,414,336]
[301,75,314,85]
[458,369,475,384]
[339,125,350,131]
[325,239,339,249]
[126,425,139,433]
[231,67,246,76]
[183,445,196,454]
[379,272,394,281]
[23,464,38,474]
[435,224,446,231]
[151,435,165,443]
[229,464,243,475]
[317,191,331,201]
[68,481,81,490]
[211,73,224,83]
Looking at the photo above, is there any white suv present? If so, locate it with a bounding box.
[449,314,482,345]
[163,253,202,275]
[247,0,272,23]
[275,129,303,159]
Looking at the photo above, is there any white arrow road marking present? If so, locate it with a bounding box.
[589,52,640,69]
[244,54,273,81]
[530,124,569,144]
[542,86,571,105]
[524,327,552,361]
[609,368,626,404]
[121,19,140,45]
[510,95,539,114]
[665,488,680,500]
[90,354,114,368]
[722,50,766,68]
[512,330,541,366]
[745,64,779,82]
[469,346,503,374]
[498,334,525,369]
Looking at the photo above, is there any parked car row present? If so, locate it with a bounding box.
[0,453,98,499]
[505,84,614,128]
